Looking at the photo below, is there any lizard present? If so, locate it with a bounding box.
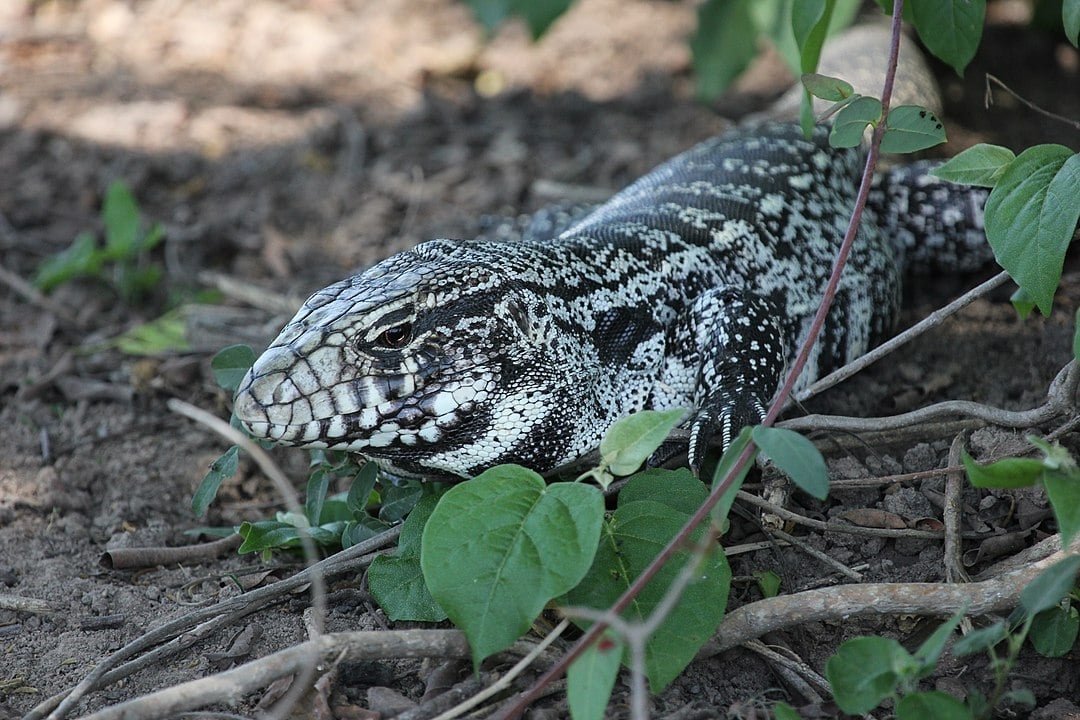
[232,28,991,481]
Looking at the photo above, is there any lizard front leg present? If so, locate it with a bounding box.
[680,287,787,473]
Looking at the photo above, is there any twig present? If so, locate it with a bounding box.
[100,535,243,570]
[943,434,969,583]
[25,529,400,720]
[78,630,476,720]
[984,73,1080,131]
[768,527,863,582]
[0,594,57,615]
[793,271,1011,404]
[742,639,827,704]
[782,359,1079,435]
[0,260,78,324]
[701,534,1080,655]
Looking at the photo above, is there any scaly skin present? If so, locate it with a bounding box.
[233,122,988,479]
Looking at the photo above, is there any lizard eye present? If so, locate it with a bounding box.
[377,323,413,348]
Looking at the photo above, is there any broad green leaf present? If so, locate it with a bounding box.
[1020,555,1080,616]
[369,494,447,622]
[930,143,1015,187]
[802,72,854,101]
[1044,470,1080,546]
[753,570,782,598]
[1011,285,1037,320]
[791,0,830,74]
[1001,688,1037,710]
[345,462,379,515]
[881,105,947,153]
[826,636,910,714]
[212,344,257,392]
[914,609,965,674]
[101,180,141,258]
[691,0,758,100]
[567,630,623,720]
[984,145,1078,316]
[952,620,1008,656]
[896,691,973,720]
[421,466,603,666]
[910,0,985,75]
[34,231,102,291]
[114,309,191,355]
[341,516,390,548]
[829,95,882,148]
[752,426,829,500]
[305,469,330,526]
[379,479,424,522]
[564,496,730,692]
[961,451,1045,489]
[1029,604,1080,657]
[1065,0,1079,46]
[465,0,573,37]
[617,468,705,516]
[599,409,686,477]
[773,702,801,720]
[237,519,303,554]
[710,426,756,529]
[192,445,239,516]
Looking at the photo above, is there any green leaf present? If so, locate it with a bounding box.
[930,143,1015,187]
[1029,603,1080,657]
[368,494,447,622]
[752,426,829,500]
[113,309,191,355]
[237,519,303,554]
[1001,688,1037,710]
[341,516,390,548]
[961,451,1045,489]
[599,409,686,477]
[880,105,947,153]
[305,469,330,526]
[690,0,759,100]
[564,489,730,692]
[896,691,973,720]
[772,702,801,720]
[802,72,854,101]
[1011,285,1037,320]
[791,0,831,74]
[420,466,603,666]
[379,480,425,522]
[346,462,379,515]
[829,95,882,148]
[617,468,706,516]
[1044,470,1080,547]
[753,570,782,598]
[710,426,756,529]
[914,609,965,674]
[101,180,141,258]
[1021,555,1080,616]
[192,445,239,517]
[826,636,910,714]
[34,231,103,291]
[567,630,623,720]
[984,145,1079,316]
[910,0,985,75]
[212,345,257,392]
[513,0,574,38]
[952,620,1008,656]
[1064,0,1079,46]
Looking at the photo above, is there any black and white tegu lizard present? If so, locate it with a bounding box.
[233,35,990,480]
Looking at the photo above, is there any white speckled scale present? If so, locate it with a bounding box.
[232,121,990,479]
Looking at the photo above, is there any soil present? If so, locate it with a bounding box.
[2,1,1080,718]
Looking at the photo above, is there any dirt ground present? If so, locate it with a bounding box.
[2,1,1080,718]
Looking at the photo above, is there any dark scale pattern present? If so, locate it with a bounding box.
[233,122,991,479]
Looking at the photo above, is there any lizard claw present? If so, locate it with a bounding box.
[687,394,766,476]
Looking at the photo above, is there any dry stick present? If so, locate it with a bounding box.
[782,358,1079,435]
[768,527,863,582]
[742,639,827,704]
[792,270,1011,405]
[101,534,243,570]
[984,74,1080,131]
[943,434,969,584]
[491,5,910,717]
[700,534,1080,656]
[78,630,476,720]
[27,526,400,720]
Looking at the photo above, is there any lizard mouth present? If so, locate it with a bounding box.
[233,346,491,453]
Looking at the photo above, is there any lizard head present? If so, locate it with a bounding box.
[232,239,574,479]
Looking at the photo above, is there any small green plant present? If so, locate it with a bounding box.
[35,180,165,304]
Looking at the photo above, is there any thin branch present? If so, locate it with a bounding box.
[700,534,1080,655]
[100,535,243,570]
[984,73,1080,131]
